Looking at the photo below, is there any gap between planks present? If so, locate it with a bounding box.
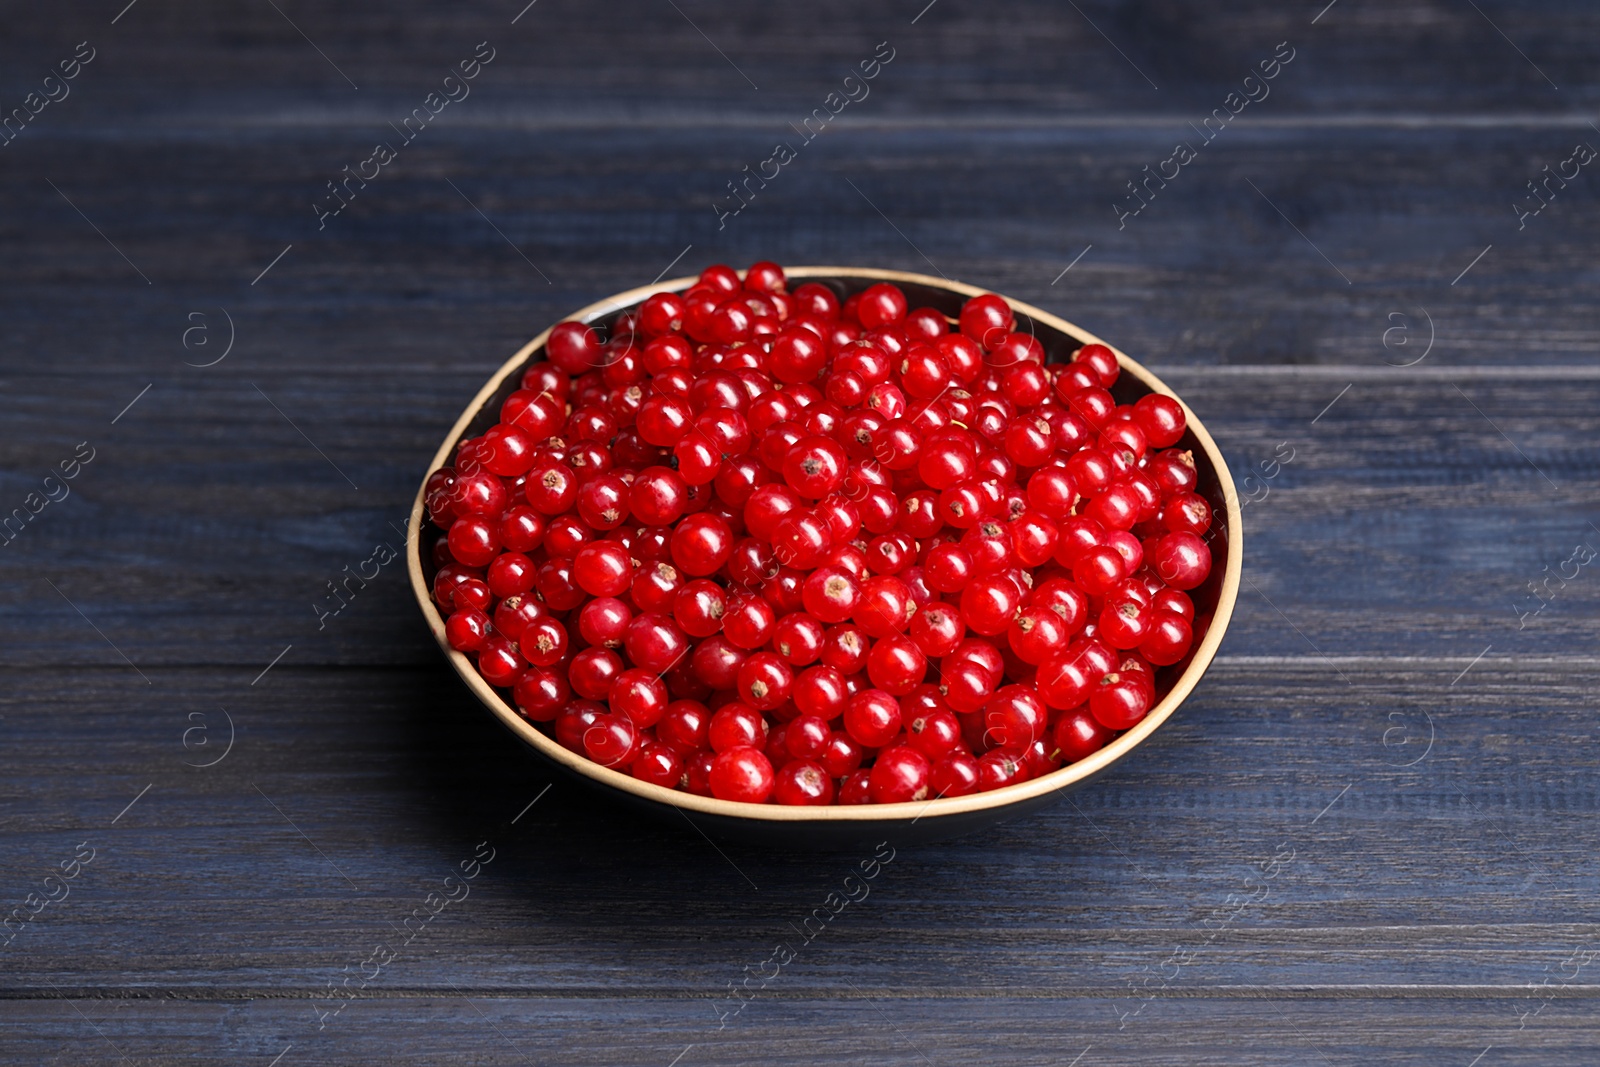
[4,656,1600,674]
[63,111,1600,133]
[1145,366,1600,381]
[3,985,1600,1002]
[15,366,1600,382]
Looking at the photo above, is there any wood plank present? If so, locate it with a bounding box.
[0,0,1593,120]
[6,996,1594,1067]
[0,124,1595,378]
[2,663,1597,992]
[3,373,1596,664]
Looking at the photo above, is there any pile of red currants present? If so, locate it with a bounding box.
[424,263,1215,807]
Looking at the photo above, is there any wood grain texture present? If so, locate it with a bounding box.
[3,124,1598,377]
[8,998,1600,1067]
[3,662,1599,981]
[5,659,1600,1065]
[1,0,1598,1062]
[4,374,1597,664]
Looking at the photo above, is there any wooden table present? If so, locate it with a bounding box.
[4,1,1597,1063]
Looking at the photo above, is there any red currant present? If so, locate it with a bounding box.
[709,747,775,802]
[844,689,902,748]
[869,745,931,803]
[428,267,1220,807]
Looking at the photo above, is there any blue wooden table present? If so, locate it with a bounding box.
[3,1,1598,1063]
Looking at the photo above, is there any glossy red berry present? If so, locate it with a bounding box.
[981,684,1048,748]
[669,512,734,577]
[906,707,961,760]
[844,689,902,748]
[931,753,981,797]
[793,665,849,719]
[513,667,569,722]
[445,608,491,652]
[855,576,913,639]
[479,424,537,476]
[923,544,976,592]
[737,651,794,711]
[782,435,848,499]
[609,668,669,728]
[959,575,1022,637]
[572,541,633,597]
[519,617,569,667]
[773,760,835,805]
[856,283,909,329]
[1162,491,1212,536]
[447,516,500,567]
[476,635,525,687]
[629,465,689,525]
[1007,604,1069,665]
[524,462,577,515]
[908,603,964,658]
[722,594,777,650]
[771,509,833,569]
[709,747,775,802]
[657,699,710,750]
[567,647,623,700]
[1051,708,1114,763]
[1150,531,1212,590]
[574,591,630,647]
[1098,596,1151,650]
[581,713,639,767]
[1073,545,1126,597]
[770,328,828,384]
[706,702,765,753]
[838,768,874,805]
[801,567,861,624]
[977,748,1029,791]
[547,321,602,373]
[486,552,536,599]
[1134,393,1187,448]
[672,579,727,638]
[869,745,931,803]
[1036,652,1094,711]
[958,293,1014,349]
[493,594,543,643]
[748,604,815,661]
[1140,612,1194,666]
[633,742,685,788]
[1089,671,1151,729]
[624,612,691,673]
[866,634,928,695]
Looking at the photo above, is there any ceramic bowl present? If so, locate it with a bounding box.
[407,267,1242,847]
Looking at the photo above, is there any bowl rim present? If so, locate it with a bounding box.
[406,266,1243,824]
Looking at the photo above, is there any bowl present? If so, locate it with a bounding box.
[407,267,1242,847]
